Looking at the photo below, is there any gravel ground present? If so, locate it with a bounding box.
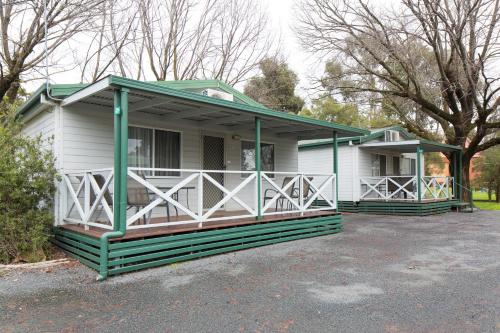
[1,211,499,333]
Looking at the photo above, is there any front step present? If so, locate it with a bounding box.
[452,201,475,213]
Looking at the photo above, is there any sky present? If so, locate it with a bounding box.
[265,0,322,98]
[29,0,319,100]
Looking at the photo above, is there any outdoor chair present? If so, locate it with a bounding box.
[388,176,415,199]
[290,177,314,209]
[127,174,153,225]
[263,176,295,212]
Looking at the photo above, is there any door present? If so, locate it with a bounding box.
[379,155,387,176]
[393,156,400,176]
[203,136,225,209]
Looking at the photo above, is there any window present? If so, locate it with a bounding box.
[128,126,181,176]
[241,141,275,174]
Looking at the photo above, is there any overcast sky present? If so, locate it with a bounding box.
[34,0,320,99]
[265,0,323,98]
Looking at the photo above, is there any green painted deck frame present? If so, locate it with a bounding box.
[338,200,459,215]
[53,215,343,277]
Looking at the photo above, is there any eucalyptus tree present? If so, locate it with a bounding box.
[297,0,500,190]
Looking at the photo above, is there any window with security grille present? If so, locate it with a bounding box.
[241,141,275,173]
[128,126,180,176]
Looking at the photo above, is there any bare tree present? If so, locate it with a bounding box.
[296,0,500,191]
[0,0,103,101]
[77,0,139,83]
[203,0,277,85]
[127,0,276,83]
[136,0,216,81]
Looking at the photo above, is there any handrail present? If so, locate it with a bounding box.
[360,176,453,201]
[60,167,338,231]
[455,182,474,208]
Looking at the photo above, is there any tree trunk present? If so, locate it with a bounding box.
[461,155,472,202]
[496,184,500,203]
[0,78,11,102]
[488,188,492,201]
[0,74,21,103]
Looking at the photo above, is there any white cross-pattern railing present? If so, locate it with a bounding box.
[126,168,257,229]
[359,176,454,201]
[360,176,417,200]
[62,168,114,230]
[261,171,337,216]
[421,176,453,200]
[60,167,338,230]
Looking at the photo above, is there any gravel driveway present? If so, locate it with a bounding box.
[1,211,499,333]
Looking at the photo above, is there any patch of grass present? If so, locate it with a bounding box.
[473,201,500,211]
[472,191,497,201]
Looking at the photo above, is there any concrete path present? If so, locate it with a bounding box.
[1,211,499,332]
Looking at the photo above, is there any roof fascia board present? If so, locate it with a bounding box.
[15,84,46,117]
[360,139,421,148]
[50,83,89,97]
[298,137,360,150]
[19,100,52,123]
[421,139,462,151]
[108,76,369,136]
[61,77,111,106]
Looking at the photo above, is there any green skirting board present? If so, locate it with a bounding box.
[337,200,457,215]
[53,214,343,277]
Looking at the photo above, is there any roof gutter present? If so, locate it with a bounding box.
[16,84,46,118]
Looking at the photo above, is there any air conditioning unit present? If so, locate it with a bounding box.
[201,89,234,102]
[384,130,400,142]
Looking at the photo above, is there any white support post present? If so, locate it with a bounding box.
[84,172,91,230]
[334,175,337,209]
[385,177,388,200]
[299,173,304,215]
[198,171,203,228]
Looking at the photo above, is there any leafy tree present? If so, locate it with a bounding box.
[297,0,500,198]
[313,59,399,129]
[0,103,58,263]
[474,146,500,202]
[244,57,304,113]
[300,96,368,128]
[425,152,446,175]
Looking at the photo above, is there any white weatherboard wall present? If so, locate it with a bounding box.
[61,104,299,216]
[298,145,356,202]
[358,148,423,177]
[21,109,55,151]
[299,144,424,202]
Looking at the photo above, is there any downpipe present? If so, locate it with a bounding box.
[97,89,127,281]
[97,231,124,281]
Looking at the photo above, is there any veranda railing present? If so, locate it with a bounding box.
[61,167,337,230]
[359,176,454,201]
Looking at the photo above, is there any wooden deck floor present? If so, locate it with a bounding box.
[60,210,339,241]
[359,198,451,203]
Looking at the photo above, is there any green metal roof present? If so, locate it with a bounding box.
[107,76,368,136]
[299,126,461,152]
[151,79,264,108]
[17,75,369,138]
[18,79,262,115]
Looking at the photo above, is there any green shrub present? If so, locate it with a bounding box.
[0,106,59,263]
